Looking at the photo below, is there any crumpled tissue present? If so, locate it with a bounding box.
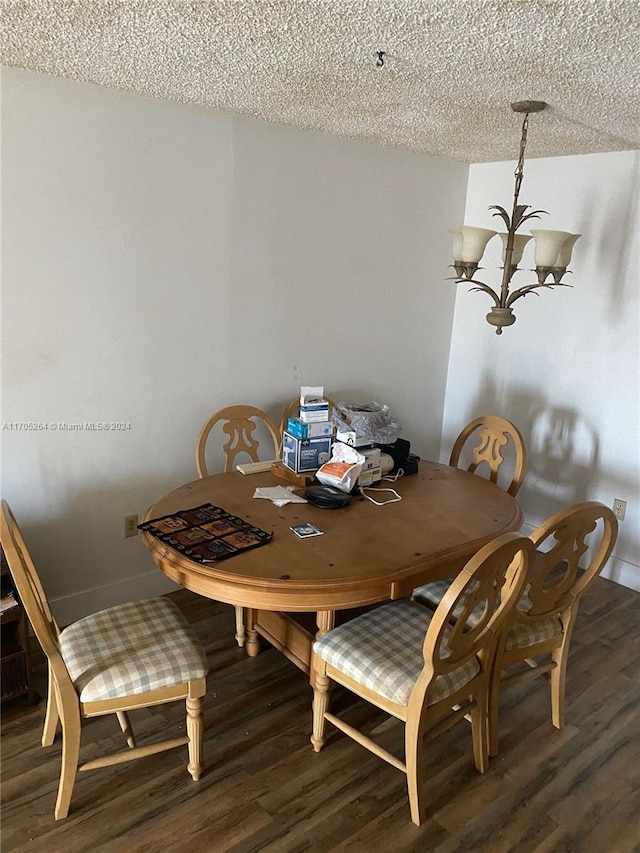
[253,486,308,507]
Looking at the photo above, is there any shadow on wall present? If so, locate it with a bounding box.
[525,405,600,521]
[453,376,603,525]
[589,151,639,323]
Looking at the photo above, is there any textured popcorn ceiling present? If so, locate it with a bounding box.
[2,0,639,163]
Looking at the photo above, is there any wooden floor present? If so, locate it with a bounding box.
[2,576,639,853]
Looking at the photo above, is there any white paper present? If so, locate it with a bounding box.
[253,486,308,507]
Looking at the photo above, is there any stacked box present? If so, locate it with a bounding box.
[287,417,335,440]
[357,447,382,485]
[300,403,330,423]
[299,385,330,424]
[335,429,374,449]
[358,467,382,487]
[282,432,333,473]
[359,447,381,472]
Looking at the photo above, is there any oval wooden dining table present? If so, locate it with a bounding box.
[141,461,521,674]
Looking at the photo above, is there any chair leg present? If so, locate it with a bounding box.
[488,659,502,758]
[311,672,331,752]
[54,709,81,820]
[550,617,575,729]
[234,605,246,648]
[116,711,137,749]
[470,688,490,773]
[42,666,60,747]
[186,695,204,781]
[550,642,569,729]
[405,715,428,826]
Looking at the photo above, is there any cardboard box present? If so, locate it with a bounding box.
[335,429,374,449]
[300,404,330,423]
[358,466,382,486]
[287,417,335,440]
[359,447,381,472]
[300,386,325,406]
[282,432,333,473]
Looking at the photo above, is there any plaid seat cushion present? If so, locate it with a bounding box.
[413,577,489,627]
[413,580,563,650]
[412,578,455,611]
[313,599,479,707]
[506,614,563,650]
[59,598,209,702]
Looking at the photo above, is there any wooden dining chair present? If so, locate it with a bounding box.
[196,405,279,648]
[0,500,208,820]
[196,404,280,478]
[449,414,527,497]
[310,531,534,825]
[487,500,617,756]
[412,501,618,757]
[410,414,527,606]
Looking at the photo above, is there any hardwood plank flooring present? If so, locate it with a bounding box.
[1,575,639,852]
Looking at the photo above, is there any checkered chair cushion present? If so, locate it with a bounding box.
[505,614,563,650]
[413,580,563,650]
[313,599,480,707]
[59,598,209,702]
[412,578,455,611]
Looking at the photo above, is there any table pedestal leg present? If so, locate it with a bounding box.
[245,608,260,657]
[315,610,335,640]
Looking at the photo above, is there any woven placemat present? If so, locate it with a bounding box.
[139,503,272,563]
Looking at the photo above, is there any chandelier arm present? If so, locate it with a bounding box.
[489,206,512,230]
[518,209,547,227]
[506,281,573,307]
[461,279,501,306]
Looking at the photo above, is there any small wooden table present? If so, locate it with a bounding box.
[142,462,521,674]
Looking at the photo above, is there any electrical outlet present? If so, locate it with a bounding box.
[612,499,626,521]
[124,514,139,538]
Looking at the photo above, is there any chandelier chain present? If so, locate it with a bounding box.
[513,112,530,209]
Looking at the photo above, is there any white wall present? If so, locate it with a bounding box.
[443,150,640,590]
[1,68,468,623]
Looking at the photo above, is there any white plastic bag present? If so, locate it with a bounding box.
[315,443,365,493]
[333,401,402,444]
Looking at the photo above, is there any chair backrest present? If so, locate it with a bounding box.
[195,405,280,477]
[410,532,534,706]
[0,501,73,695]
[523,501,618,619]
[449,414,527,497]
[279,398,301,440]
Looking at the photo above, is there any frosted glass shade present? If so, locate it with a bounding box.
[556,233,581,266]
[499,233,532,265]
[449,228,463,260]
[454,226,497,263]
[530,230,574,267]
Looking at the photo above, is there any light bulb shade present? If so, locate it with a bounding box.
[499,233,532,265]
[555,233,581,267]
[530,229,574,267]
[455,226,497,263]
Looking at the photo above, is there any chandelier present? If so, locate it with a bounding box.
[450,101,580,335]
